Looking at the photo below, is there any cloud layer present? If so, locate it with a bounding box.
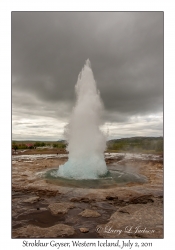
[12,12,163,140]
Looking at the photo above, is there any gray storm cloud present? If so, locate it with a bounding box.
[12,12,163,140]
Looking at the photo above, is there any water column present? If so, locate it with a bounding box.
[57,59,108,179]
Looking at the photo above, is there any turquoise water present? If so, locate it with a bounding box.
[44,166,147,189]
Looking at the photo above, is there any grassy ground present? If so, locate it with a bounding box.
[12,148,67,155]
[105,149,163,155]
[12,137,163,156]
[13,147,163,156]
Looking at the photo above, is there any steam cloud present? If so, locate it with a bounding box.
[57,59,108,179]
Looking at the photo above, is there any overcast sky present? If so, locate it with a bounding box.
[12,12,163,141]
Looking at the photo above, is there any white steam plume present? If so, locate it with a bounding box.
[57,59,107,179]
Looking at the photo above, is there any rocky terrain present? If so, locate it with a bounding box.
[12,152,163,238]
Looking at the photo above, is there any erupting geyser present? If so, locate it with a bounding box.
[57,59,108,179]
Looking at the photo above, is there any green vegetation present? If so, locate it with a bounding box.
[107,137,163,154]
[12,140,67,150]
[12,142,27,150]
[53,142,66,149]
[34,142,46,147]
[12,137,163,154]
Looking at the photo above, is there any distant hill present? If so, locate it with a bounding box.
[57,140,67,144]
[107,136,163,153]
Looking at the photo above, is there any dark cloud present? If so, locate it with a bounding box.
[12,12,163,139]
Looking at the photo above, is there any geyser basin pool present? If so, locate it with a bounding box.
[45,165,147,189]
